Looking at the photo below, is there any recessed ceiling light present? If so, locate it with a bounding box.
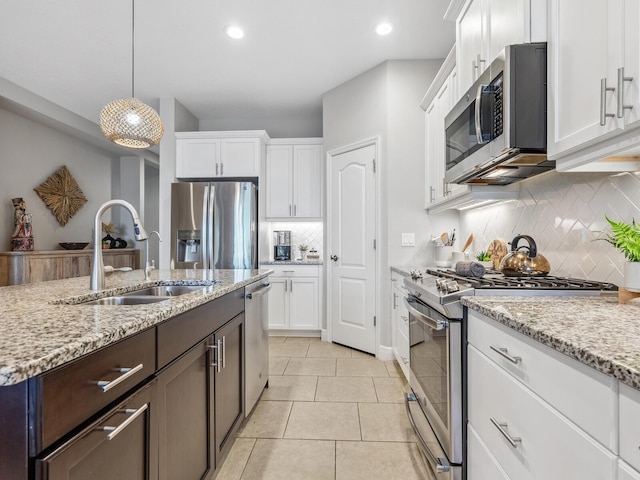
[375,22,393,36]
[224,25,244,39]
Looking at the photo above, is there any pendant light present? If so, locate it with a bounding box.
[99,0,164,148]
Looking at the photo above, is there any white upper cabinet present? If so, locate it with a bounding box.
[175,131,269,179]
[549,0,640,171]
[265,140,323,220]
[456,0,533,96]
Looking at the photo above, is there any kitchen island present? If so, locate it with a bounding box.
[0,268,271,480]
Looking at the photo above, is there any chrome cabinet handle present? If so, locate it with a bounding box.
[401,315,409,324]
[209,340,222,372]
[222,335,226,369]
[393,293,398,309]
[220,162,224,175]
[472,59,477,80]
[490,417,521,448]
[600,78,615,125]
[289,204,292,216]
[99,403,148,440]
[490,345,522,364]
[215,163,219,176]
[97,364,144,393]
[617,67,634,118]
[293,204,297,216]
[429,186,435,203]
[290,279,293,293]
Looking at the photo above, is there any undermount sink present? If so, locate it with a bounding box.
[123,285,211,297]
[81,296,170,306]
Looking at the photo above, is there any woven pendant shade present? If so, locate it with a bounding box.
[100,98,164,148]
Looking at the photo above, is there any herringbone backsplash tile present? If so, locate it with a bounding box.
[460,170,640,285]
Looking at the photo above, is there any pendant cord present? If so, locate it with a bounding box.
[131,0,135,98]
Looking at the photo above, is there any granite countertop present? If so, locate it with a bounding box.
[261,260,323,265]
[462,295,640,390]
[0,268,272,387]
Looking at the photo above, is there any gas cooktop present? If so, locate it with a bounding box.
[403,268,618,319]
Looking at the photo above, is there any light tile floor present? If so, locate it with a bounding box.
[216,336,434,480]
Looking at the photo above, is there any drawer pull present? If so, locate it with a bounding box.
[209,340,222,372]
[99,403,148,440]
[97,363,144,392]
[490,417,521,448]
[401,315,409,323]
[490,345,521,364]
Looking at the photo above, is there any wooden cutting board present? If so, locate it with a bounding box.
[487,239,508,270]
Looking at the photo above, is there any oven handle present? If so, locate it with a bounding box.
[404,297,448,331]
[405,392,451,474]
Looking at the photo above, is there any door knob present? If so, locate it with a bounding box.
[330,255,339,261]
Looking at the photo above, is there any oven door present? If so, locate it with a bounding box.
[404,296,463,474]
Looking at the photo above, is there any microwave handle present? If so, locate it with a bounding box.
[475,83,489,145]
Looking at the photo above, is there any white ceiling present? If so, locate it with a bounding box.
[1,0,455,136]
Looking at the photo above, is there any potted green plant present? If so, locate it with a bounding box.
[298,243,309,261]
[475,250,492,269]
[604,216,640,292]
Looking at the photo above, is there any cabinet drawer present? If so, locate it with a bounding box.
[36,380,156,480]
[467,309,616,448]
[262,264,320,278]
[34,328,156,452]
[467,423,510,480]
[157,290,244,369]
[619,460,640,480]
[620,383,640,471]
[468,345,616,480]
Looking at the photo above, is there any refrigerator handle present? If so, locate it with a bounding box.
[208,184,215,269]
[202,185,209,269]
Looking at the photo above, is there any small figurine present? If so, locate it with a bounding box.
[11,197,34,251]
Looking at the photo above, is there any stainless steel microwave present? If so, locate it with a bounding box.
[444,43,553,186]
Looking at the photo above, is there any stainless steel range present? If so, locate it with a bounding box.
[403,268,617,480]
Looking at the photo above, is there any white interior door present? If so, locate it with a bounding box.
[329,144,376,354]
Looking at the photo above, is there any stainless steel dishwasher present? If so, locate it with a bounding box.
[244,280,271,415]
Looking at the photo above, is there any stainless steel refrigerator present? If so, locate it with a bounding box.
[171,181,258,269]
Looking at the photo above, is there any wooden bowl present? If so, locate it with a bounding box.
[59,242,89,250]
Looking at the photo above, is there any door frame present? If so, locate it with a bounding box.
[324,136,382,357]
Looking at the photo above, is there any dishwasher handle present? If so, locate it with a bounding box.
[246,283,271,299]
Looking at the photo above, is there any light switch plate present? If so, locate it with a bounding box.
[401,233,415,247]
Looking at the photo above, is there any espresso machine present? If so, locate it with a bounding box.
[273,231,291,261]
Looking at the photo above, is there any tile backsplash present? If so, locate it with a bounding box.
[460,170,640,286]
[267,222,324,260]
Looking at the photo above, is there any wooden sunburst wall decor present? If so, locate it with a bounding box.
[34,165,88,226]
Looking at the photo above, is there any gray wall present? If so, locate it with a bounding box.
[322,59,452,354]
[0,108,115,251]
[200,111,322,138]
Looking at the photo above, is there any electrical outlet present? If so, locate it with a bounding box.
[401,233,415,247]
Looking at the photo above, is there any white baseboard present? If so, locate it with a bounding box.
[376,344,395,362]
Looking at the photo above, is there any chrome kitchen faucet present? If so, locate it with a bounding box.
[90,199,148,290]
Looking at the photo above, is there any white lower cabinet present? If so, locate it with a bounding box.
[263,265,320,331]
[620,383,640,471]
[467,345,617,480]
[619,460,640,480]
[467,423,510,480]
[390,271,410,380]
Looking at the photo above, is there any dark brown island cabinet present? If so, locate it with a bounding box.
[0,288,246,480]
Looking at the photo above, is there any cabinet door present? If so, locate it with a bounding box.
[157,339,214,480]
[220,138,260,177]
[426,79,451,204]
[548,0,623,159]
[268,277,289,329]
[620,383,640,471]
[176,138,220,178]
[467,423,511,480]
[487,0,526,66]
[623,0,640,130]
[620,460,640,480]
[292,144,322,218]
[37,382,157,480]
[289,277,319,329]
[265,145,293,218]
[458,0,486,94]
[214,314,244,464]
